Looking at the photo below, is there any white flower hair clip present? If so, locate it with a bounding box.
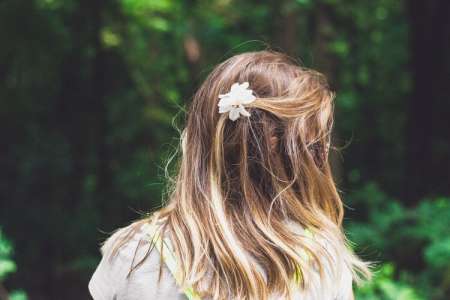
[218,82,256,121]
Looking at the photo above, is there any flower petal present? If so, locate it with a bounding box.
[218,96,234,107]
[229,108,240,121]
[230,83,239,92]
[241,94,256,104]
[219,105,232,113]
[238,105,251,117]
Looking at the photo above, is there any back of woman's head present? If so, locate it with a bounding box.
[156,50,370,299]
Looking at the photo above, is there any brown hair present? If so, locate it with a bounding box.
[120,50,370,299]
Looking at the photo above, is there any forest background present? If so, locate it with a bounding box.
[1,0,449,299]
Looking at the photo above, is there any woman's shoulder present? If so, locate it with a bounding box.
[286,223,355,299]
[98,220,152,258]
[88,219,186,300]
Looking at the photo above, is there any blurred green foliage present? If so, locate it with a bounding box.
[347,184,450,299]
[356,263,424,300]
[0,0,449,299]
[0,230,16,280]
[0,230,27,300]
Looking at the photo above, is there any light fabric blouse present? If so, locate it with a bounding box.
[89,222,354,300]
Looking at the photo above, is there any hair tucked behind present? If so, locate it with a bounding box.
[124,51,370,299]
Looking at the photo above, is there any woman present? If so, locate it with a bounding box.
[89,50,371,300]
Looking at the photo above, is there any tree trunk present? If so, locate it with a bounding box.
[405,0,450,204]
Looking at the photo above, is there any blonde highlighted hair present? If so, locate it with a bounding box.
[120,51,370,299]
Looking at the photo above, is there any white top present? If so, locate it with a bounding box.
[89,222,354,300]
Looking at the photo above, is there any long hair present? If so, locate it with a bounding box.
[124,51,370,299]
